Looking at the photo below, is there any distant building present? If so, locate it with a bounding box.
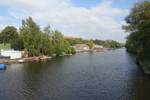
[94,45,103,49]
[0,50,22,59]
[73,44,90,52]
[93,45,104,52]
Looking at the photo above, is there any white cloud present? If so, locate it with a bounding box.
[0,0,129,42]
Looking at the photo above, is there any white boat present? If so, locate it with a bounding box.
[18,59,25,63]
[47,56,52,59]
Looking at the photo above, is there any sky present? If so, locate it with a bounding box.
[0,0,138,42]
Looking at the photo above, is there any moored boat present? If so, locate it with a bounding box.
[0,64,7,70]
[18,59,25,63]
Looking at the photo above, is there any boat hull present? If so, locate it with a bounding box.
[0,64,7,70]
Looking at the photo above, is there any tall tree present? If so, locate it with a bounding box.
[87,40,94,49]
[123,1,150,59]
[43,25,53,36]
[52,30,65,56]
[20,17,42,56]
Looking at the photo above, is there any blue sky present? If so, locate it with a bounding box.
[72,0,101,8]
[0,0,138,42]
[72,0,136,8]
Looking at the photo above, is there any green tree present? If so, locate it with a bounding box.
[102,40,121,48]
[87,40,94,49]
[20,17,42,56]
[66,38,85,46]
[0,17,75,56]
[11,36,24,50]
[93,39,105,45]
[123,1,150,73]
[43,25,53,36]
[123,1,150,58]
[40,33,54,55]
[0,26,19,44]
[51,30,74,56]
[52,30,65,56]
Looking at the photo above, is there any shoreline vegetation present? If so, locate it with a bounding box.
[0,17,122,64]
[123,1,150,74]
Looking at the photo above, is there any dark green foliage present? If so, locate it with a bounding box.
[70,47,76,54]
[20,17,42,56]
[0,16,121,57]
[87,40,94,49]
[0,17,74,56]
[52,30,65,56]
[93,39,122,48]
[0,26,19,45]
[124,1,150,57]
[66,38,86,46]
[93,39,105,45]
[102,40,122,48]
[43,25,53,36]
[11,37,24,50]
[124,1,150,73]
[0,26,24,50]
[19,17,73,56]
[0,43,11,50]
[51,30,74,56]
[66,38,122,48]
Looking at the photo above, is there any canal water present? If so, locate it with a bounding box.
[0,48,150,100]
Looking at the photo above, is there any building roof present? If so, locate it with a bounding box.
[74,44,89,48]
[94,45,103,48]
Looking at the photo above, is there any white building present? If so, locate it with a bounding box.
[0,50,22,59]
[73,44,90,52]
[94,45,103,49]
[93,45,104,52]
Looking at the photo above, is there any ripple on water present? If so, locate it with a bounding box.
[0,48,150,100]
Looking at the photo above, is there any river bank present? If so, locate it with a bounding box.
[0,54,74,64]
[136,58,150,75]
[0,48,114,64]
[126,47,150,75]
[0,56,51,64]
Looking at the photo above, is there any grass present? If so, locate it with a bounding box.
[0,43,11,50]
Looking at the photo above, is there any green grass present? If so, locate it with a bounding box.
[0,43,11,50]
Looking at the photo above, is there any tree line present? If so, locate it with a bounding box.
[66,38,123,48]
[0,17,75,56]
[0,17,122,57]
[123,1,150,74]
